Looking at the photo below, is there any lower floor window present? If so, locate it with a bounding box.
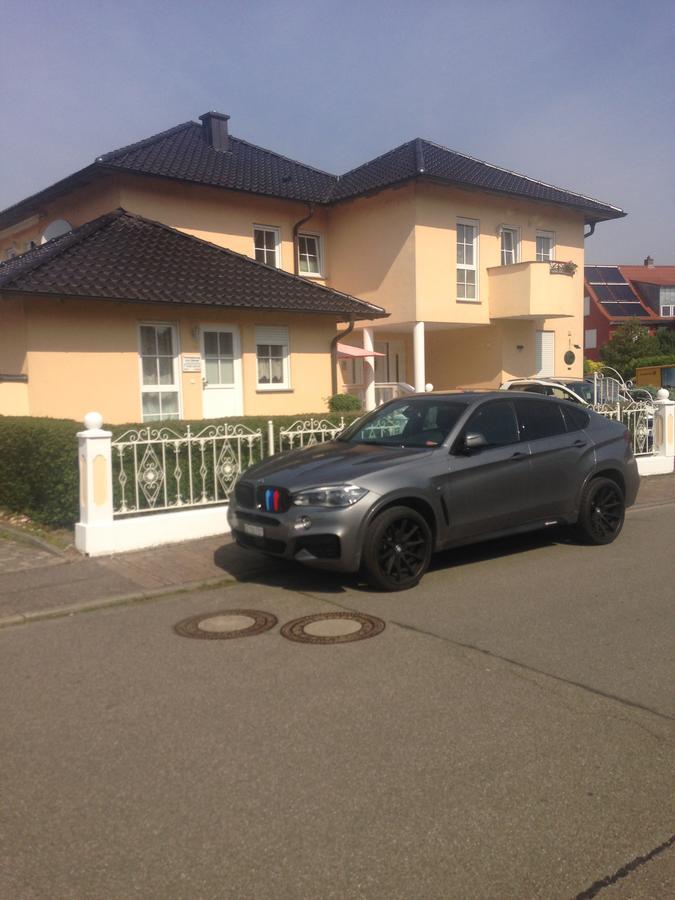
[256,326,290,388]
[139,323,180,421]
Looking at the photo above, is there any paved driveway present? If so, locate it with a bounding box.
[1,504,673,899]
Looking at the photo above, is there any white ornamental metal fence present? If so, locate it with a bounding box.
[112,423,263,516]
[276,417,346,452]
[592,401,655,456]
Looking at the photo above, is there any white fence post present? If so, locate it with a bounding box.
[267,419,275,456]
[637,390,675,476]
[75,411,114,555]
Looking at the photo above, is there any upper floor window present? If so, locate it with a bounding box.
[584,295,590,317]
[253,226,280,267]
[500,227,519,265]
[298,233,322,276]
[659,286,675,317]
[456,218,478,301]
[536,231,555,261]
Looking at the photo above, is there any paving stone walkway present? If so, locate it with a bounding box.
[0,534,66,574]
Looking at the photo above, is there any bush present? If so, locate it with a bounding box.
[327,393,362,412]
[0,416,80,526]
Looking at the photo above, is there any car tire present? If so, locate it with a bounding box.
[361,506,432,592]
[574,477,625,545]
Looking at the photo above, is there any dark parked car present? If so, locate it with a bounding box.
[228,392,640,591]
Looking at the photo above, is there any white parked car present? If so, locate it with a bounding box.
[500,378,596,405]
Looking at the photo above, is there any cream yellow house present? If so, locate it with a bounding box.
[0,111,624,422]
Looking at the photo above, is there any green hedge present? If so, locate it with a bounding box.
[0,412,363,527]
[633,354,675,369]
[0,416,81,526]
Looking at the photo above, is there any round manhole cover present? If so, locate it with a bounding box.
[280,612,385,644]
[174,609,278,640]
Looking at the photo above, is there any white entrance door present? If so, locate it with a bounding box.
[201,325,243,418]
[535,331,555,378]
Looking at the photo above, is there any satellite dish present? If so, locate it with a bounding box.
[41,219,72,244]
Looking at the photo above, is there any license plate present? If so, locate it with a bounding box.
[243,523,264,538]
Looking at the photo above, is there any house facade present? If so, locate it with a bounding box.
[0,111,624,422]
[583,260,675,359]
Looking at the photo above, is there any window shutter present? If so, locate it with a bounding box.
[255,326,289,347]
[535,331,555,377]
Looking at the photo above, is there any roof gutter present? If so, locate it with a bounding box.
[330,315,355,396]
[292,204,315,275]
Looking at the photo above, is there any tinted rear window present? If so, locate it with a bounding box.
[561,404,591,432]
[515,398,566,440]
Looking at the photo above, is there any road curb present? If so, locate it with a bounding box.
[0,573,241,630]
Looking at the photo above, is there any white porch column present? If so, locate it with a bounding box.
[413,321,426,393]
[75,412,114,555]
[363,327,376,411]
[637,389,675,476]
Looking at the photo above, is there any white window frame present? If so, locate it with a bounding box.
[253,225,281,268]
[536,230,555,262]
[297,232,323,278]
[138,322,182,422]
[499,225,520,266]
[659,286,675,317]
[456,217,479,302]
[585,329,598,350]
[255,325,291,391]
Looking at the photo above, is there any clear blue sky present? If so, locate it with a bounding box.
[1,0,673,263]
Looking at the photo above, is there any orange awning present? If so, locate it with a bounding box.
[336,342,385,359]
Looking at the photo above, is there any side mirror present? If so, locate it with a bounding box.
[455,431,488,453]
[464,431,488,451]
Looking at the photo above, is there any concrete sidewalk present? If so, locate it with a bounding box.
[1,471,674,627]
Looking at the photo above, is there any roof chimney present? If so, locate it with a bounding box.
[644,255,654,267]
[199,111,230,152]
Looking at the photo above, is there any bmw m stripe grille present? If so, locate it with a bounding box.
[256,485,291,513]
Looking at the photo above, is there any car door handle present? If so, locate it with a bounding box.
[510,450,528,460]
[571,439,587,447]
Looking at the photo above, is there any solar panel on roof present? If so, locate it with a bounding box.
[606,285,638,301]
[585,266,602,282]
[593,284,617,300]
[602,302,646,317]
[598,266,625,283]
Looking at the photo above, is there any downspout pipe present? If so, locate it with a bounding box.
[330,315,355,396]
[584,222,596,240]
[292,204,316,275]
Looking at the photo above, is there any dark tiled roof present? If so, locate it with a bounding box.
[98,121,336,203]
[0,210,386,320]
[0,116,625,228]
[331,138,624,221]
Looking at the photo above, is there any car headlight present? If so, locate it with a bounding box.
[292,484,368,508]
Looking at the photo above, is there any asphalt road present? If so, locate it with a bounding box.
[1,504,673,899]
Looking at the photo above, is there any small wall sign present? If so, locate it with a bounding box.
[182,355,202,373]
[563,350,576,366]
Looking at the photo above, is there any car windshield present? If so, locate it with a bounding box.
[339,398,468,448]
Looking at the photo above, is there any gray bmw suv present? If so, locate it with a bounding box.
[228,392,639,591]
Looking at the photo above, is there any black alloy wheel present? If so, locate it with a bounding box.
[575,477,625,545]
[361,505,432,591]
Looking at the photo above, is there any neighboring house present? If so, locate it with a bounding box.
[0,110,624,422]
[584,259,675,360]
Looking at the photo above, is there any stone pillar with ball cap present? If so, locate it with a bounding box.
[75,411,114,554]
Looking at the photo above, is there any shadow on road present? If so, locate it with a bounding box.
[212,527,570,596]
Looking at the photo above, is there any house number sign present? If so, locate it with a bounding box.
[182,355,202,373]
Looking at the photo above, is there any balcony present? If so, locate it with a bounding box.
[487,260,578,319]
